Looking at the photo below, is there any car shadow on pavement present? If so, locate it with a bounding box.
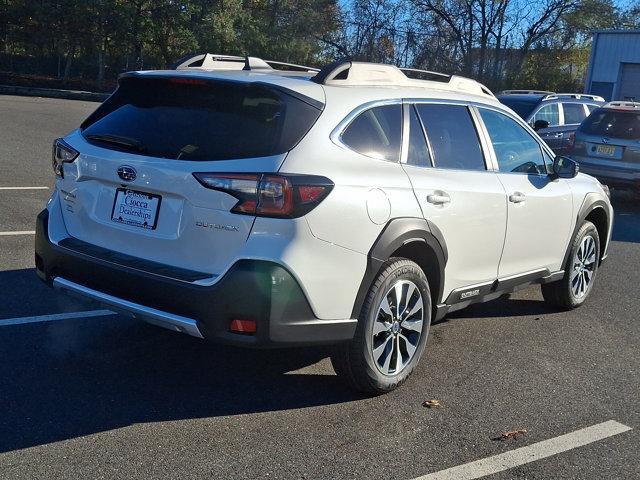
[0,270,362,453]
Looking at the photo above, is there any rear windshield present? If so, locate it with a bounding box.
[497,97,538,119]
[580,108,640,140]
[81,76,322,161]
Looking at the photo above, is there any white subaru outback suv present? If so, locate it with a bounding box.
[36,55,613,394]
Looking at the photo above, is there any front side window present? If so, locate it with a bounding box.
[416,104,486,171]
[563,103,587,124]
[341,104,402,161]
[531,103,559,127]
[480,109,546,175]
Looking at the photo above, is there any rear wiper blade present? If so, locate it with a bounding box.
[85,133,147,153]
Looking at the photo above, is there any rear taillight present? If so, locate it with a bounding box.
[52,138,79,178]
[193,173,333,218]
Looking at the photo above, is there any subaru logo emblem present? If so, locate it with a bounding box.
[117,165,137,182]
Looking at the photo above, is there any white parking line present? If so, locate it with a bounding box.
[414,420,631,480]
[0,231,36,236]
[0,186,49,190]
[0,310,116,327]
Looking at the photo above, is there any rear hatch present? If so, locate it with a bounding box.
[57,73,324,278]
[573,108,640,168]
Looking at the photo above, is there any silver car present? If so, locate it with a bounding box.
[570,101,640,194]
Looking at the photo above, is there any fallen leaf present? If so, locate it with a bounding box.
[422,399,442,408]
[492,428,527,441]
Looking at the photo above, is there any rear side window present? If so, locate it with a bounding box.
[416,104,485,171]
[81,77,322,161]
[580,109,640,140]
[341,104,402,161]
[406,106,431,167]
[531,103,559,126]
[563,103,587,124]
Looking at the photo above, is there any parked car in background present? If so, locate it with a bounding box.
[497,91,605,155]
[570,101,640,195]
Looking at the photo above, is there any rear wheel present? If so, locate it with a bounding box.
[541,220,600,310]
[331,258,431,394]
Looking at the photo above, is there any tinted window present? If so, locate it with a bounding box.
[580,109,640,140]
[586,104,599,114]
[480,109,546,174]
[563,103,587,124]
[341,104,402,161]
[531,103,559,126]
[82,77,322,161]
[498,97,538,118]
[406,106,431,167]
[416,104,485,171]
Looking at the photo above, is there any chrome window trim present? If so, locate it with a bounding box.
[400,103,435,167]
[469,106,498,171]
[400,103,410,164]
[330,98,404,163]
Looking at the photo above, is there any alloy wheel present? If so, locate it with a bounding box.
[371,280,424,376]
[571,235,597,299]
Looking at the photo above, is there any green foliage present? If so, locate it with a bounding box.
[0,0,340,87]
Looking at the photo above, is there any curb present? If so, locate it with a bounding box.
[0,84,109,102]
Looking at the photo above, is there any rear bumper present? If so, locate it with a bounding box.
[575,159,640,190]
[35,209,357,347]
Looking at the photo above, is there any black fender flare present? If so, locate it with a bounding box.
[561,194,611,269]
[351,217,447,318]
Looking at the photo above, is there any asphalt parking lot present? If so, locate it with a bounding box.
[0,94,638,479]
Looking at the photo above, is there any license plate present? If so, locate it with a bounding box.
[111,188,161,230]
[596,145,616,156]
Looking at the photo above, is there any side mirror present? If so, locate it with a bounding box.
[533,119,549,131]
[552,156,579,179]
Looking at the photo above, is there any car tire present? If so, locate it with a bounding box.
[541,221,600,310]
[331,258,431,395]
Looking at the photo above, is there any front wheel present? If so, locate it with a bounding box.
[541,220,600,310]
[331,258,431,394]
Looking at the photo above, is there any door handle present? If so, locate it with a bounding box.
[554,132,564,138]
[426,193,451,205]
[509,192,526,203]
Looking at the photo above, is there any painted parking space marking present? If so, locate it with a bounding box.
[0,231,36,236]
[0,309,116,327]
[414,420,632,480]
[0,186,49,190]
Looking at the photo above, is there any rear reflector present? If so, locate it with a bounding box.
[230,319,257,334]
[193,173,333,218]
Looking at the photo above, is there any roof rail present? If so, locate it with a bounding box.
[311,61,495,98]
[604,101,640,109]
[498,89,554,95]
[542,93,605,102]
[173,53,319,73]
